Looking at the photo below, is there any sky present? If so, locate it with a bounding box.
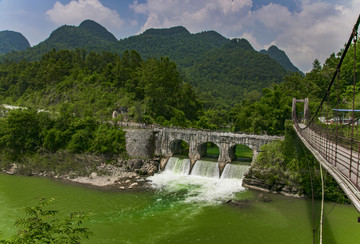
[0,0,359,72]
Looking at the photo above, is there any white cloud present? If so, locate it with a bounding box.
[130,0,252,34]
[253,1,360,72]
[130,0,360,72]
[46,0,124,33]
[239,32,263,50]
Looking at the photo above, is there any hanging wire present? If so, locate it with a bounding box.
[350,30,358,178]
[301,14,360,130]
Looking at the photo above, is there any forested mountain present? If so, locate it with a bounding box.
[0,20,304,128]
[109,27,291,104]
[184,39,288,105]
[0,30,30,55]
[109,26,229,68]
[0,49,202,127]
[260,45,301,73]
[1,20,117,62]
[0,18,357,135]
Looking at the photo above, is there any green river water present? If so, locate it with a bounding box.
[0,158,359,243]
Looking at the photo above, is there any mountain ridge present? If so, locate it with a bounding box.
[0,30,30,55]
[0,20,301,104]
[260,45,301,73]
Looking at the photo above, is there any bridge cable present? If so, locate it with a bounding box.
[301,14,360,130]
[319,162,325,244]
[306,156,316,244]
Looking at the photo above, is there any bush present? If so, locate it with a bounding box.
[90,125,126,155]
[2,198,92,244]
[0,110,42,159]
[43,128,65,152]
[67,129,92,153]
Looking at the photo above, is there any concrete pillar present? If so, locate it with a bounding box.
[188,140,201,173]
[292,98,297,121]
[198,143,207,157]
[218,142,232,175]
[229,145,236,161]
[251,149,258,166]
[304,97,309,124]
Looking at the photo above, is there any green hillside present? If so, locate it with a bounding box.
[109,26,229,68]
[0,21,309,133]
[260,45,301,73]
[0,30,30,55]
[185,39,288,105]
[1,20,117,62]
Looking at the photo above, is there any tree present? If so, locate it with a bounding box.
[0,109,42,159]
[2,198,92,244]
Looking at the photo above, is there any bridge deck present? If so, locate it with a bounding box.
[295,124,360,212]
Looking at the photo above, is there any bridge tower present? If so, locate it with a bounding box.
[292,98,309,124]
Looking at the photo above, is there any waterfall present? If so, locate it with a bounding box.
[148,157,248,204]
[220,164,250,179]
[164,157,190,174]
[190,160,219,178]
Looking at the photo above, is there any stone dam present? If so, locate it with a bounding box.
[124,127,282,173]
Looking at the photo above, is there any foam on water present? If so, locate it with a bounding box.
[148,157,247,205]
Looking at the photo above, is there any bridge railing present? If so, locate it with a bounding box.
[294,120,360,190]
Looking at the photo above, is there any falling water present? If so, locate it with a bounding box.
[148,157,247,204]
[164,157,190,174]
[220,163,250,179]
[190,160,219,178]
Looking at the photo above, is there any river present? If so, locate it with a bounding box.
[0,157,359,243]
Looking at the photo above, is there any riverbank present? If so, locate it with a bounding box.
[0,152,160,191]
[242,167,304,198]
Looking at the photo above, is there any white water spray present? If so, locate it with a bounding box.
[148,157,250,204]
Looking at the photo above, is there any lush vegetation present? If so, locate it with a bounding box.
[0,198,92,243]
[0,108,126,175]
[0,49,204,127]
[0,37,359,136]
[0,31,30,55]
[252,121,350,203]
[260,45,301,73]
[1,22,297,107]
[1,20,117,62]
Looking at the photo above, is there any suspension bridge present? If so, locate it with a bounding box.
[292,14,360,213]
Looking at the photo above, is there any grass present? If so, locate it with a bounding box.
[206,143,253,158]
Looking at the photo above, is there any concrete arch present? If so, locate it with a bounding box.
[168,139,190,157]
[228,144,253,162]
[196,141,221,159]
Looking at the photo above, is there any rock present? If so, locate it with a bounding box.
[281,185,291,194]
[130,182,138,187]
[258,193,272,202]
[125,179,131,183]
[225,199,250,208]
[90,172,97,179]
[129,159,144,170]
[119,186,125,190]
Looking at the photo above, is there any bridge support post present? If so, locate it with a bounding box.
[292,97,309,124]
[252,149,259,166]
[188,140,201,173]
[218,142,232,176]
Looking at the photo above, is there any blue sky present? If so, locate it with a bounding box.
[0,0,359,72]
